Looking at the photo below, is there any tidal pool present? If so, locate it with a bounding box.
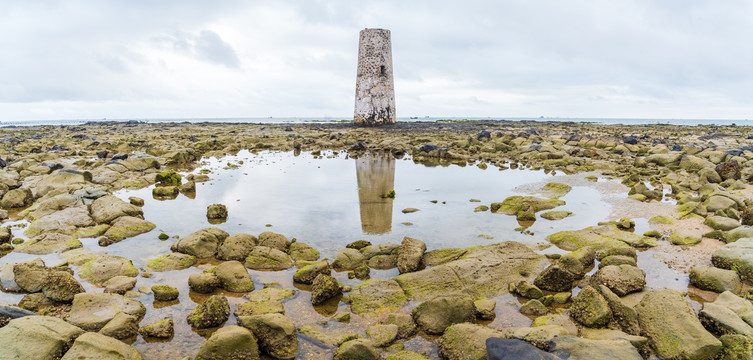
[0,150,689,359]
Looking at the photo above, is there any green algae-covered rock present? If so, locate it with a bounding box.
[559,246,596,276]
[635,288,722,359]
[547,225,655,251]
[491,195,565,220]
[138,318,174,338]
[61,332,143,360]
[151,284,179,301]
[512,280,543,299]
[195,325,259,360]
[152,186,178,197]
[421,248,467,267]
[146,252,196,272]
[293,260,330,285]
[238,313,298,359]
[334,339,380,360]
[99,312,139,339]
[103,215,155,242]
[244,288,297,302]
[569,286,611,328]
[155,170,181,185]
[717,334,753,360]
[699,302,753,337]
[724,226,753,244]
[346,278,407,315]
[234,300,284,317]
[217,233,257,261]
[14,232,82,255]
[215,260,255,292]
[0,316,85,360]
[171,227,229,258]
[396,242,547,301]
[669,231,702,245]
[596,285,640,335]
[332,248,366,270]
[187,295,230,329]
[705,215,741,231]
[206,203,228,220]
[245,246,292,271]
[386,351,431,360]
[540,210,573,220]
[534,264,577,292]
[367,324,398,347]
[311,274,342,306]
[411,296,475,335]
[77,254,138,284]
[519,299,548,316]
[690,265,741,293]
[188,272,220,293]
[540,182,572,199]
[599,255,637,268]
[712,238,753,283]
[387,313,417,339]
[289,241,320,261]
[436,323,505,360]
[257,231,290,252]
[397,236,426,274]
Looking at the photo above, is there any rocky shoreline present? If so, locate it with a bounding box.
[1,120,753,359]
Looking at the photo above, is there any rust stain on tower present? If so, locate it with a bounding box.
[354,28,396,126]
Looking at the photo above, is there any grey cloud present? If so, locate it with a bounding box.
[155,30,240,68]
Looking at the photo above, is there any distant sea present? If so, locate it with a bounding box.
[1,116,751,127]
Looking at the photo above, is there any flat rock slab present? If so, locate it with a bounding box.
[146,252,197,272]
[66,293,146,331]
[346,278,407,315]
[547,225,655,251]
[549,335,642,360]
[76,254,138,284]
[14,232,82,255]
[0,316,85,360]
[61,332,143,360]
[395,242,547,301]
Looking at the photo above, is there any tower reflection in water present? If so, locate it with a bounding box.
[355,152,395,234]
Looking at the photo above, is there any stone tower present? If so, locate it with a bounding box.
[354,28,396,126]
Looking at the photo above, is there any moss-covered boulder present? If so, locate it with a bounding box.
[155,170,181,185]
[187,295,230,329]
[635,288,722,359]
[215,260,255,293]
[540,210,572,220]
[690,265,741,293]
[195,325,259,360]
[188,272,221,293]
[421,248,467,267]
[367,324,398,347]
[591,264,645,296]
[570,286,611,328]
[138,318,174,338]
[99,312,139,339]
[151,284,179,301]
[206,203,228,220]
[411,296,475,335]
[512,280,543,299]
[234,300,285,317]
[717,334,753,360]
[334,339,380,360]
[146,252,196,272]
[66,293,146,331]
[171,227,229,258]
[311,274,342,306]
[534,264,577,292]
[397,236,426,274]
[332,248,366,270]
[289,241,320,261]
[699,302,753,336]
[0,316,85,360]
[559,246,596,277]
[436,323,506,360]
[244,288,297,302]
[244,246,292,271]
[491,195,565,220]
[217,233,258,261]
[519,299,548,316]
[77,255,138,284]
[387,313,417,339]
[346,278,407,315]
[238,313,298,359]
[540,182,572,199]
[712,238,753,283]
[103,216,155,242]
[293,260,330,285]
[705,215,741,231]
[668,231,702,245]
[596,285,640,335]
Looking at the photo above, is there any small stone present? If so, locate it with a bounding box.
[151,284,179,301]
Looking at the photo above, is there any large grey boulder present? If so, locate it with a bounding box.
[61,332,143,360]
[713,238,753,282]
[195,325,259,360]
[217,233,257,261]
[411,296,475,335]
[66,293,146,331]
[0,316,85,360]
[591,264,645,296]
[634,288,722,359]
[397,236,426,274]
[90,195,143,224]
[395,242,547,301]
[171,227,229,258]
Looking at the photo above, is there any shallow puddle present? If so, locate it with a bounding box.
[0,150,698,359]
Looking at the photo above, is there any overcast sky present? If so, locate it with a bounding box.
[1,1,751,121]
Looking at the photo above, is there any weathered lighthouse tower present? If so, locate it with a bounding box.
[354,28,396,126]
